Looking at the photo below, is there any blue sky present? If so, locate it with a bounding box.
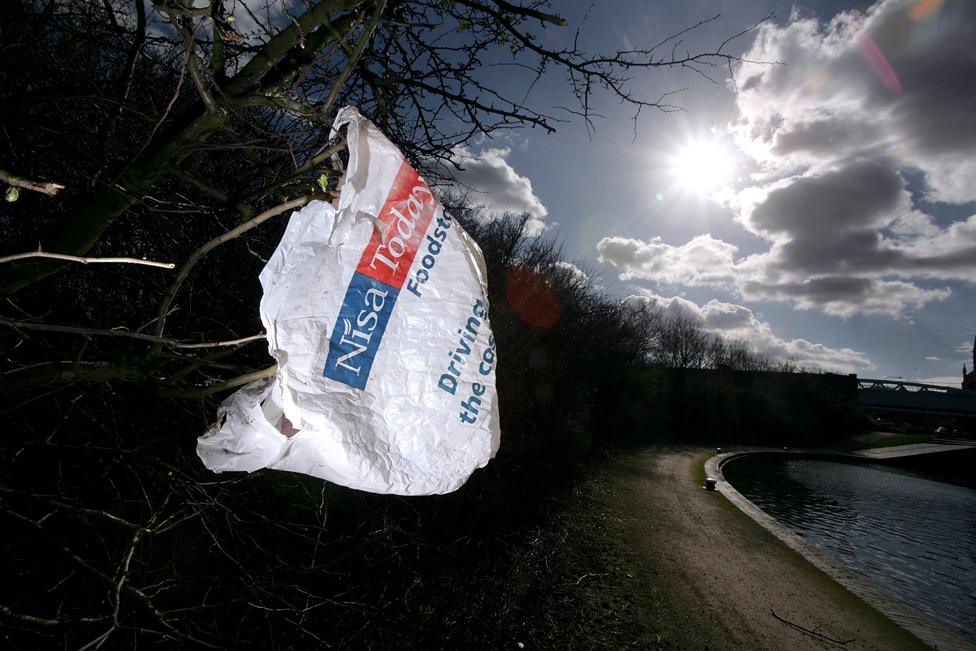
[445,0,975,383]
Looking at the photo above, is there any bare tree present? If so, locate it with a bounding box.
[709,337,771,372]
[652,313,712,369]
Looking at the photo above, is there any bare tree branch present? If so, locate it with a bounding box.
[0,249,175,269]
[320,0,388,118]
[0,316,264,349]
[0,167,65,197]
[159,363,278,398]
[152,194,317,339]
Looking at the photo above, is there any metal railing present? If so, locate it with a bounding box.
[857,378,963,396]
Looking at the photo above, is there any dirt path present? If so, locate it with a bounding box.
[605,447,928,650]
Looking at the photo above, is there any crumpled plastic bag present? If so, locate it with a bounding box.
[197,106,500,495]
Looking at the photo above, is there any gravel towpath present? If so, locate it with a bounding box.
[600,447,929,650]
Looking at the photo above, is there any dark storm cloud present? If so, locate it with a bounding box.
[861,1,976,157]
[743,276,873,302]
[735,0,976,203]
[773,229,898,275]
[772,118,884,156]
[740,276,950,317]
[748,160,905,237]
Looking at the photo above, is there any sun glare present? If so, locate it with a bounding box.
[669,138,736,197]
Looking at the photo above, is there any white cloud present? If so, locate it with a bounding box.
[918,376,963,387]
[596,227,955,318]
[925,356,941,361]
[596,234,737,286]
[631,291,874,373]
[445,146,548,221]
[553,261,589,285]
[626,292,701,322]
[522,217,548,238]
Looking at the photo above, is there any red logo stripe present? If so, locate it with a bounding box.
[355,161,438,289]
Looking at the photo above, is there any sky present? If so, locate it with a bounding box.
[444,0,976,384]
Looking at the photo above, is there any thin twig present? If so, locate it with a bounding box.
[0,167,64,196]
[0,603,62,626]
[172,334,267,349]
[159,364,278,398]
[234,137,345,206]
[0,316,264,349]
[177,17,221,114]
[320,0,387,118]
[152,194,315,339]
[124,33,192,170]
[573,572,605,585]
[0,485,141,530]
[0,248,175,269]
[770,610,854,648]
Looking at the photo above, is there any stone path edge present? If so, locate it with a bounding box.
[704,450,974,651]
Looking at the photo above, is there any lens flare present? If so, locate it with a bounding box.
[910,0,942,21]
[506,266,561,329]
[857,33,903,93]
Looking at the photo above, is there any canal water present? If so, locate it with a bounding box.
[723,454,976,645]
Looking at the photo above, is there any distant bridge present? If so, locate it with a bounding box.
[857,378,976,417]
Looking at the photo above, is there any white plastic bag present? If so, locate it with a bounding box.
[197,106,500,495]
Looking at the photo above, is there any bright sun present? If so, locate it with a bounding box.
[670,138,735,197]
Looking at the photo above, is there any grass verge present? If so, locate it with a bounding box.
[834,432,934,452]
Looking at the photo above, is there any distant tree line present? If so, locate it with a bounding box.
[645,311,804,373]
[625,303,856,446]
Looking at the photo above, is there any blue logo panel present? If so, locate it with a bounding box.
[324,272,399,390]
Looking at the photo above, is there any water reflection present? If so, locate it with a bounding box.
[724,455,976,645]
